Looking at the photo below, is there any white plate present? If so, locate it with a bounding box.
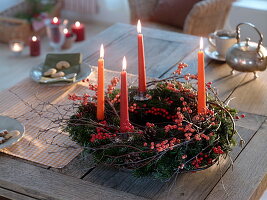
[0,116,25,150]
[204,46,226,62]
[30,63,91,86]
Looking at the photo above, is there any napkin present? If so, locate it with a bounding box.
[43,53,82,75]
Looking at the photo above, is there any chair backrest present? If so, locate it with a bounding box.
[128,0,234,37]
[128,0,158,23]
[183,0,234,36]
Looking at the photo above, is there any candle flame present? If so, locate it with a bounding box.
[75,21,80,27]
[100,44,104,58]
[53,17,58,24]
[137,20,141,34]
[122,56,127,71]
[63,28,68,34]
[200,37,203,50]
[32,36,37,42]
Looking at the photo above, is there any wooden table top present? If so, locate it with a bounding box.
[0,23,266,200]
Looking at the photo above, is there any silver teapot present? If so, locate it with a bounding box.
[226,22,267,78]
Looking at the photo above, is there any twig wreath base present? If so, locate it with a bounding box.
[66,63,243,181]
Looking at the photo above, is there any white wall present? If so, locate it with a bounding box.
[89,0,130,24]
[225,0,267,46]
[62,0,130,24]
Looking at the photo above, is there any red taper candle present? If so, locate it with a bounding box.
[97,44,105,120]
[120,56,130,133]
[137,20,147,92]
[197,37,207,114]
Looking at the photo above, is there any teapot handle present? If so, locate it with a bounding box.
[236,22,263,52]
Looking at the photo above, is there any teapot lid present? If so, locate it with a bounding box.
[236,38,259,53]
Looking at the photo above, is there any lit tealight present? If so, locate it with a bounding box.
[100,44,104,58]
[13,43,22,52]
[122,56,127,71]
[75,21,81,27]
[137,20,141,34]
[32,36,37,42]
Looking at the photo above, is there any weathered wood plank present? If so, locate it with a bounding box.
[205,62,247,102]
[235,112,266,131]
[73,23,133,60]
[84,166,165,199]
[83,114,265,200]
[0,153,49,169]
[226,69,267,116]
[0,156,148,200]
[50,153,95,178]
[0,187,38,200]
[206,119,267,200]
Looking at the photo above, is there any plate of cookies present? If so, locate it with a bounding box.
[0,116,25,150]
[30,53,91,86]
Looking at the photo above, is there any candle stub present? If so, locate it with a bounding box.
[29,36,40,56]
[71,21,85,42]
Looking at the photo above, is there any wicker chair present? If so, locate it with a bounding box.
[128,0,234,37]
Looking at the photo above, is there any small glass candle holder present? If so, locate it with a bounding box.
[9,40,24,56]
[45,17,65,51]
[62,28,76,49]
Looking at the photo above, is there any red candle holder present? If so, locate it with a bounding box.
[71,21,85,42]
[29,36,40,56]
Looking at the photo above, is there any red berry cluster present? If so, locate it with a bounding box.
[146,122,155,127]
[212,146,224,154]
[120,121,135,133]
[82,78,90,83]
[68,93,80,101]
[206,81,213,89]
[144,107,173,119]
[90,121,117,142]
[111,94,120,104]
[166,82,179,92]
[184,73,197,81]
[164,97,174,104]
[164,124,177,133]
[129,103,139,113]
[173,63,188,75]
[107,77,119,94]
[68,93,90,105]
[191,152,213,168]
[149,138,181,152]
[235,114,246,120]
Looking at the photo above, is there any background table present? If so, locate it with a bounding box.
[0,23,266,200]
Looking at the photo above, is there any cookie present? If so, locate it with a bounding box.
[56,61,70,70]
[0,130,8,137]
[0,137,6,144]
[4,130,20,140]
[44,68,57,76]
[51,71,65,78]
